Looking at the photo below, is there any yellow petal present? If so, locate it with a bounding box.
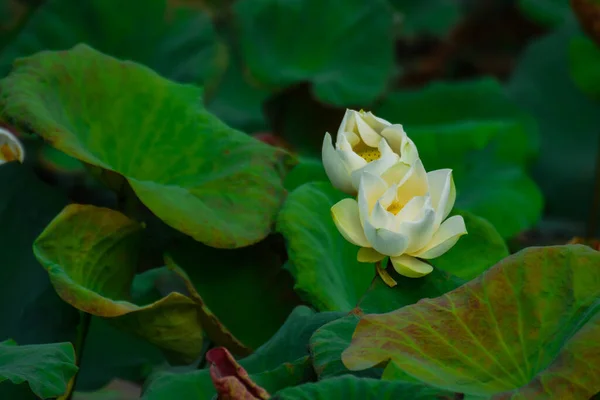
[349,139,399,190]
[0,127,25,164]
[412,215,467,259]
[357,247,385,263]
[331,198,370,247]
[390,255,433,278]
[322,133,355,194]
[380,161,411,186]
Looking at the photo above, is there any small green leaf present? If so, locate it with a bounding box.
[164,238,300,353]
[0,340,78,398]
[569,35,600,100]
[272,375,458,399]
[309,315,383,380]
[233,0,395,105]
[276,182,374,311]
[33,204,204,364]
[343,245,600,397]
[390,0,462,37]
[0,44,292,248]
[517,0,571,27]
[429,210,509,281]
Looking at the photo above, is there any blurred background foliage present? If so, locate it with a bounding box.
[1,0,600,397]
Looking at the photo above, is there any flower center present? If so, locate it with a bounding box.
[386,201,403,215]
[356,148,381,162]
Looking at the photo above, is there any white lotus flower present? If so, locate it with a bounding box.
[331,159,467,278]
[322,109,419,195]
[0,127,24,164]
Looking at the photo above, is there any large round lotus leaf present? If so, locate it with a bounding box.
[0,339,77,399]
[276,182,374,312]
[33,204,204,364]
[0,44,292,248]
[233,0,395,106]
[343,245,600,398]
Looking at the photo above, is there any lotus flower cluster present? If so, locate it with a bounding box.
[323,109,467,280]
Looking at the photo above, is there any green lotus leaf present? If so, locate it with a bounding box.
[0,44,292,248]
[343,245,600,398]
[276,182,374,312]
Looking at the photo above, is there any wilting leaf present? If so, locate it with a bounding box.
[33,204,204,364]
[233,0,395,105]
[429,210,509,281]
[0,0,224,84]
[0,44,292,248]
[343,245,600,398]
[207,347,270,400]
[164,237,300,353]
[276,182,374,311]
[271,375,458,399]
[0,339,77,398]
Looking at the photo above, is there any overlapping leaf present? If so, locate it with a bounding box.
[0,0,224,83]
[343,245,600,398]
[276,182,374,312]
[33,204,204,364]
[376,78,542,238]
[233,0,395,105]
[0,44,292,248]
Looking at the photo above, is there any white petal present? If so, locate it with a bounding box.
[394,195,427,223]
[349,141,399,190]
[337,109,356,137]
[0,127,25,164]
[340,130,360,147]
[381,161,411,186]
[396,201,436,254]
[355,112,382,147]
[331,198,370,248]
[322,133,355,194]
[357,247,385,263]
[363,218,409,257]
[400,136,419,164]
[357,172,389,223]
[380,124,407,155]
[390,255,433,278]
[412,215,467,259]
[396,159,428,205]
[337,134,367,172]
[427,169,456,229]
[371,201,394,229]
[361,111,391,132]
